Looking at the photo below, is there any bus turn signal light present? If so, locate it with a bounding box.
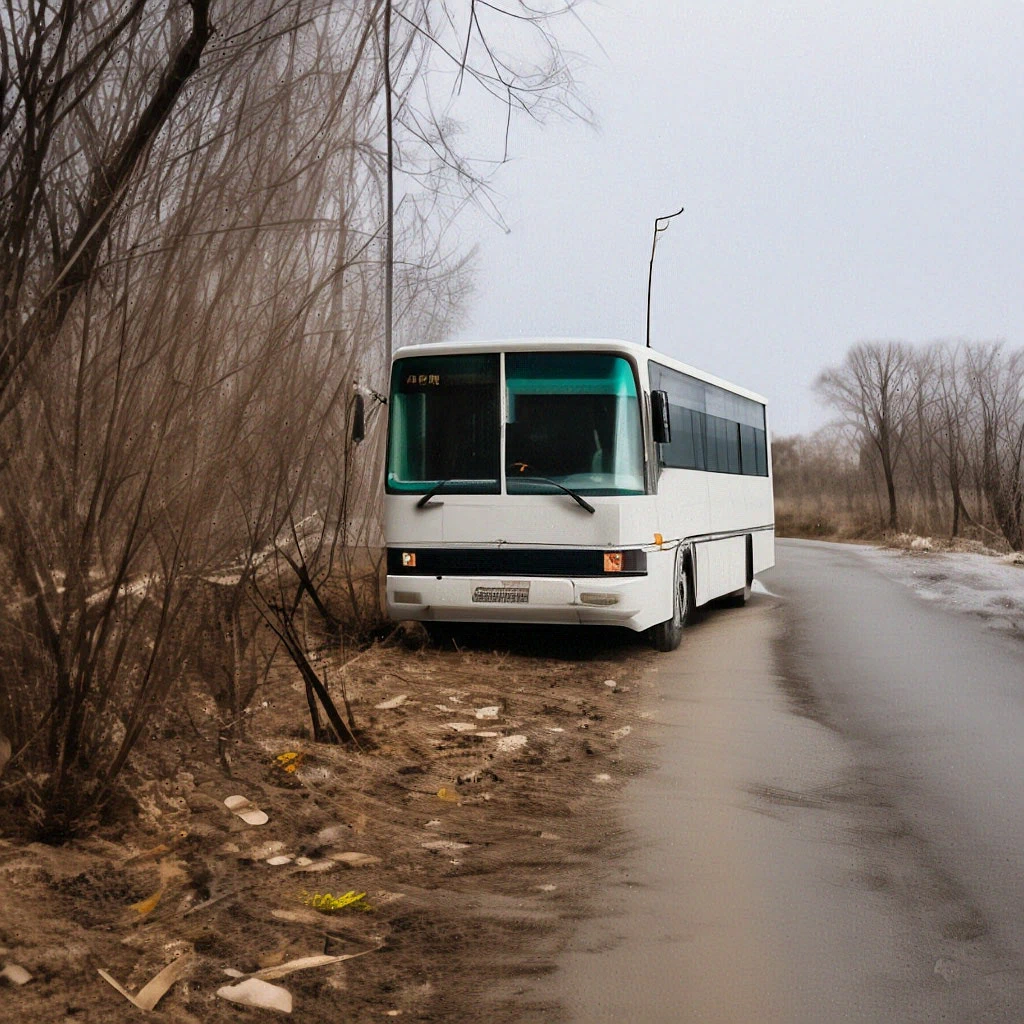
[402,552,416,567]
[603,552,623,572]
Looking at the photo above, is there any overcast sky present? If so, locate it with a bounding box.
[449,0,1024,436]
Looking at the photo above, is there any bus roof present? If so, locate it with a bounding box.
[391,337,768,407]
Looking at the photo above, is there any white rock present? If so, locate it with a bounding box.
[611,726,632,741]
[1,963,32,985]
[251,840,286,859]
[475,706,500,719]
[217,978,293,1013]
[316,824,349,844]
[447,722,476,732]
[603,679,617,688]
[421,840,469,852]
[496,734,528,753]
[329,851,382,868]
[296,859,335,872]
[375,694,408,710]
[594,773,612,784]
[474,731,498,738]
[266,855,293,866]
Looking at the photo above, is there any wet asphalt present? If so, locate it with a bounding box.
[545,538,1024,1022]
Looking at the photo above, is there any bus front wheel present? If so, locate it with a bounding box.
[649,551,691,652]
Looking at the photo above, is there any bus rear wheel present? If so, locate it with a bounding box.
[649,551,691,652]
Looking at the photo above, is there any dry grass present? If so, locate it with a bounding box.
[0,625,654,1023]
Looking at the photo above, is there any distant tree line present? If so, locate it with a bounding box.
[776,340,1024,552]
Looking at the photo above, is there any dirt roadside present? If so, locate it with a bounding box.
[0,626,654,1022]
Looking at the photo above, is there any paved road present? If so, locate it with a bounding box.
[547,539,1024,1022]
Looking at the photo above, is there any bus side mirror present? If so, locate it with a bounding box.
[651,390,671,444]
[351,393,365,444]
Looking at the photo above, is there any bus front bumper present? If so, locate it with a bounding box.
[386,572,664,632]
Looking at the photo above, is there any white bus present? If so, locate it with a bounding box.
[383,338,774,650]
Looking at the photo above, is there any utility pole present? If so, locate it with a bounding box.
[646,206,684,348]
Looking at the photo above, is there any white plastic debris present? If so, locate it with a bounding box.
[254,951,378,981]
[475,706,500,719]
[537,884,557,892]
[97,955,193,1011]
[496,734,527,753]
[594,773,612,784]
[546,727,565,733]
[375,695,408,710]
[474,731,498,738]
[217,977,293,1013]
[224,795,268,826]
[603,679,617,689]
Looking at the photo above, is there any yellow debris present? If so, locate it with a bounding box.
[299,890,372,913]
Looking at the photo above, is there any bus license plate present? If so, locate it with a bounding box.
[472,582,530,604]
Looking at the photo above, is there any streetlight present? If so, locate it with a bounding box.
[646,205,684,348]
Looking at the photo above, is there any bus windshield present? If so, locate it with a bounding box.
[387,350,646,496]
[505,353,644,496]
[387,353,500,493]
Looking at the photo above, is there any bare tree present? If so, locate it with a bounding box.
[963,343,1024,550]
[816,341,915,531]
[0,0,591,836]
[0,0,215,419]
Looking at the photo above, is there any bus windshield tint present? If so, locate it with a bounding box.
[387,354,500,493]
[505,353,644,496]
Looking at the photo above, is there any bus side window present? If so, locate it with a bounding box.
[740,424,756,475]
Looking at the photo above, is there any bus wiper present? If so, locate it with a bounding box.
[416,479,453,508]
[513,474,595,514]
